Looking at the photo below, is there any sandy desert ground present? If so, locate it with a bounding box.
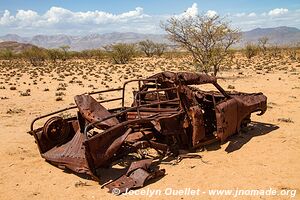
[0,55,299,200]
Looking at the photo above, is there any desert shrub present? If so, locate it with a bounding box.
[162,14,240,76]
[76,49,105,59]
[244,43,259,59]
[138,40,167,57]
[153,43,167,57]
[66,51,80,59]
[138,40,156,57]
[258,37,269,55]
[59,45,70,61]
[47,48,64,62]
[22,46,48,66]
[269,45,282,58]
[286,42,300,60]
[0,49,14,60]
[287,48,297,60]
[105,43,136,64]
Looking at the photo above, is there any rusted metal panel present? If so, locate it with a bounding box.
[125,130,154,142]
[84,127,132,168]
[216,98,238,142]
[74,94,119,129]
[189,106,206,146]
[42,129,93,175]
[126,159,153,175]
[152,113,185,135]
[32,119,78,154]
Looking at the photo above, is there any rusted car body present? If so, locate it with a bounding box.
[29,72,267,191]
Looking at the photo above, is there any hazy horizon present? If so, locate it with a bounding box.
[0,26,299,38]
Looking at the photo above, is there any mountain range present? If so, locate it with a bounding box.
[0,26,299,51]
[241,26,300,46]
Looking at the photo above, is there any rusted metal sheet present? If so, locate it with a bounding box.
[74,94,119,129]
[42,129,93,175]
[105,159,165,194]
[189,106,206,146]
[215,98,238,142]
[29,71,267,194]
[85,127,132,168]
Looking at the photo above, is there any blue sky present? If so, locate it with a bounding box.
[0,0,300,36]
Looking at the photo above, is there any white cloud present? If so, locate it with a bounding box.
[185,3,198,17]
[230,9,300,31]
[0,6,147,27]
[16,10,38,21]
[0,4,300,36]
[175,4,218,19]
[176,3,198,18]
[0,10,15,25]
[268,8,288,17]
[235,13,246,17]
[206,10,218,18]
[0,6,152,34]
[248,12,256,17]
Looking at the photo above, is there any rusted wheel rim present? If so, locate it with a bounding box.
[43,116,70,142]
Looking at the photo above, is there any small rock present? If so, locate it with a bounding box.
[228,85,235,89]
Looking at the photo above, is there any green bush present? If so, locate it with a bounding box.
[77,49,105,59]
[138,40,167,57]
[105,43,136,64]
[47,49,64,62]
[244,43,258,59]
[0,49,14,60]
[269,45,282,58]
[22,46,48,66]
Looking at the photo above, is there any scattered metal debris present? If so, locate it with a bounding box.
[74,180,91,188]
[29,71,267,194]
[105,159,165,194]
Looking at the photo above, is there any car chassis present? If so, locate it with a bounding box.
[29,71,267,193]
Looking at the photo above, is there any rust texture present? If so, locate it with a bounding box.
[29,71,267,193]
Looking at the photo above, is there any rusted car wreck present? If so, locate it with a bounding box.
[29,71,267,194]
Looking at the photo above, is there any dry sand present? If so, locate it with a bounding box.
[0,56,299,199]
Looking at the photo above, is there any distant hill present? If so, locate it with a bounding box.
[0,26,299,51]
[240,26,300,46]
[0,34,29,43]
[0,32,168,51]
[0,41,37,53]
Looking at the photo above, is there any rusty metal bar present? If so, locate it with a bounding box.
[30,105,77,131]
[133,107,179,112]
[87,87,122,95]
[30,97,123,131]
[213,82,230,98]
[31,78,169,131]
[84,111,182,139]
[97,97,123,104]
[84,98,181,136]
[121,78,157,108]
[137,80,141,119]
[155,79,160,109]
[137,87,177,95]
